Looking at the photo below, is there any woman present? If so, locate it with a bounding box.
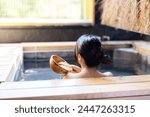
[63,34,113,79]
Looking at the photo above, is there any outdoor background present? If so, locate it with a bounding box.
[0,0,82,19]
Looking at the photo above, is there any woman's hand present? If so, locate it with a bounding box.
[70,64,81,73]
[58,62,81,73]
[58,62,72,71]
[63,65,81,79]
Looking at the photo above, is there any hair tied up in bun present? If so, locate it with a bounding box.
[75,34,112,68]
[101,54,112,64]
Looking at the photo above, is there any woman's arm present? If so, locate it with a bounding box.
[70,65,81,73]
[63,65,81,79]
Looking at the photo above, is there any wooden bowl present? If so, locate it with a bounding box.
[49,55,71,74]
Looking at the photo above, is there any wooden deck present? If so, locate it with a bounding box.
[0,75,150,99]
[22,41,134,51]
[133,41,150,56]
[0,46,22,82]
[0,40,150,99]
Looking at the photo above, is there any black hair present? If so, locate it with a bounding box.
[75,34,111,68]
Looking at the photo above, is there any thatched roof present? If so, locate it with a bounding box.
[101,0,150,35]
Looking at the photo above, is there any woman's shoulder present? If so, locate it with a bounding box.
[63,72,82,79]
[63,70,113,79]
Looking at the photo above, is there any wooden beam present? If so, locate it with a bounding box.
[0,75,150,99]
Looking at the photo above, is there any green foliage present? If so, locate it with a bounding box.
[0,0,82,19]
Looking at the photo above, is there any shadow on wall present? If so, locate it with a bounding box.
[0,25,149,43]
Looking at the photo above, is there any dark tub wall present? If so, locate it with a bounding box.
[0,25,149,43]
